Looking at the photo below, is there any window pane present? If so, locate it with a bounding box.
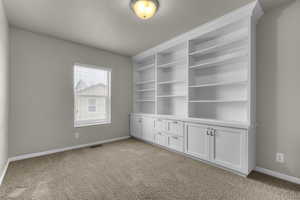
[74,64,111,126]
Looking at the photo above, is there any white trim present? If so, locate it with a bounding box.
[0,160,9,185]
[255,167,300,185]
[9,136,131,162]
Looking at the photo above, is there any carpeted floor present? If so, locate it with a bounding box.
[0,139,299,200]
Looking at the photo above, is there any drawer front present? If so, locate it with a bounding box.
[167,120,184,136]
[155,132,168,147]
[168,135,184,152]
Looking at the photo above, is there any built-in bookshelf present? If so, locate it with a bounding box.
[132,2,262,126]
[134,55,156,114]
[188,18,249,123]
[156,42,187,117]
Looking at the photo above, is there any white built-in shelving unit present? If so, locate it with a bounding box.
[134,55,156,114]
[132,0,263,128]
[131,1,263,176]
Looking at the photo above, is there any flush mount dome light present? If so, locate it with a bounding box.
[130,0,159,20]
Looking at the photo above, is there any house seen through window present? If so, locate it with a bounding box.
[74,64,111,127]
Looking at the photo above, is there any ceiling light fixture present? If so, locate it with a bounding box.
[130,0,159,20]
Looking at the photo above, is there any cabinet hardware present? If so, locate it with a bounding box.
[206,129,210,135]
[173,121,178,124]
[172,136,178,139]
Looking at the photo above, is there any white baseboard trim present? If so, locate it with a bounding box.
[255,167,300,185]
[0,160,10,185]
[9,136,131,162]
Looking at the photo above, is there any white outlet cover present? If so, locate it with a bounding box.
[276,153,284,163]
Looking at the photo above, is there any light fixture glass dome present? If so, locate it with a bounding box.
[130,0,159,20]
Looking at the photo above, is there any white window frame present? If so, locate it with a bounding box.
[74,63,111,127]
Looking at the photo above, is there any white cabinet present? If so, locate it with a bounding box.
[142,117,155,142]
[210,127,246,172]
[185,122,247,173]
[131,116,143,139]
[185,123,210,160]
[131,115,250,174]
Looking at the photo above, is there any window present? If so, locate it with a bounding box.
[74,64,111,127]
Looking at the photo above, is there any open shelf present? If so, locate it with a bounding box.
[157,58,186,69]
[136,80,155,85]
[189,99,247,103]
[157,42,187,66]
[136,88,155,92]
[136,64,155,72]
[158,80,186,85]
[157,97,187,116]
[189,80,247,88]
[189,49,248,70]
[189,28,248,56]
[158,95,186,98]
[189,101,247,123]
[136,100,155,102]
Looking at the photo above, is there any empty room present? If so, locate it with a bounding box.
[0,0,299,199]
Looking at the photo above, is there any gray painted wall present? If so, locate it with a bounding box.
[0,0,9,178]
[9,27,132,157]
[257,0,300,178]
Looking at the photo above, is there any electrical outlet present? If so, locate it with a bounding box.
[276,153,285,163]
[74,132,80,139]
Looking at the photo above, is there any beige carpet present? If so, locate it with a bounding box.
[0,139,299,200]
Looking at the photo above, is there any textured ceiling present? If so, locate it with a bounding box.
[3,0,293,56]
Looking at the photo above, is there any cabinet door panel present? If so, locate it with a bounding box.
[154,119,164,132]
[168,135,184,152]
[211,127,246,171]
[132,117,143,138]
[168,121,184,136]
[142,117,155,142]
[185,124,210,160]
[155,132,168,147]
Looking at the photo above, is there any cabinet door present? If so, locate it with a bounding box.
[210,127,246,172]
[185,123,210,160]
[142,117,155,142]
[155,132,168,147]
[167,120,184,136]
[132,117,143,139]
[154,118,164,132]
[168,135,184,152]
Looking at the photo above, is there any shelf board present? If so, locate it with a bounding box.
[157,58,186,69]
[135,80,155,85]
[136,88,155,92]
[157,94,186,98]
[189,99,247,103]
[136,64,155,72]
[189,80,247,88]
[189,28,248,56]
[157,80,186,85]
[189,50,248,70]
[136,99,155,102]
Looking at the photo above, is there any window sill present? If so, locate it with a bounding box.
[74,120,111,128]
